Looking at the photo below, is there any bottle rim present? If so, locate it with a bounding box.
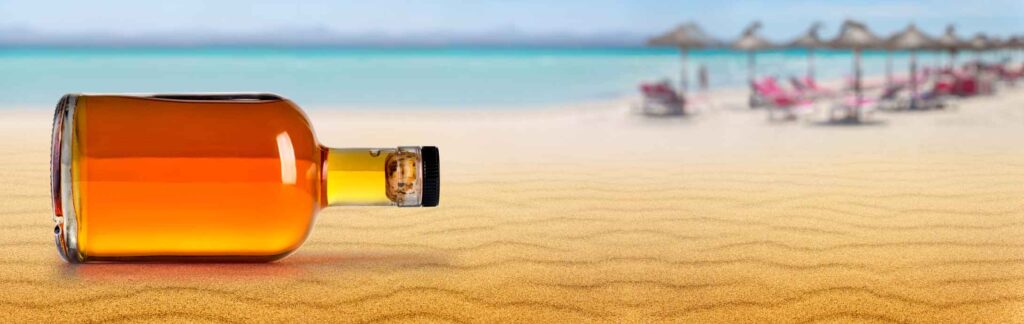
[51,94,80,263]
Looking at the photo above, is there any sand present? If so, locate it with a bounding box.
[2,86,1024,323]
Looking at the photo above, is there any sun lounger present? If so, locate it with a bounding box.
[995,65,1023,83]
[790,76,836,99]
[910,85,947,110]
[638,81,686,116]
[829,96,877,122]
[753,77,814,120]
[898,79,947,110]
[952,74,979,97]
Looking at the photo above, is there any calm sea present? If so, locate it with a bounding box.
[0,47,950,109]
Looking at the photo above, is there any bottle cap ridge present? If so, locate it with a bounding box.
[421,146,440,207]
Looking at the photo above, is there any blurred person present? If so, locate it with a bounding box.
[698,64,709,92]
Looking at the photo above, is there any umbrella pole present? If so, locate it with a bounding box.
[910,50,918,109]
[885,51,893,88]
[747,51,756,86]
[748,51,758,108]
[808,49,816,80]
[950,50,957,71]
[854,48,863,121]
[680,49,689,94]
[975,50,982,84]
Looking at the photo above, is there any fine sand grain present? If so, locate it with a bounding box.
[2,87,1024,323]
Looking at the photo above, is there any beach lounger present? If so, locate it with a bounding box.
[868,77,944,111]
[637,81,686,116]
[753,77,814,120]
[754,79,785,96]
[877,82,913,110]
[897,80,947,110]
[829,96,877,122]
[996,65,1023,84]
[952,74,979,97]
[911,84,947,110]
[790,76,836,99]
[932,77,955,97]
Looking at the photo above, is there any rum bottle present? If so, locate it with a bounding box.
[50,93,440,262]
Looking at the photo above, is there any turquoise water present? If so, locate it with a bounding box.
[0,47,951,109]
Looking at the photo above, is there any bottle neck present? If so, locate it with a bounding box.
[321,146,426,207]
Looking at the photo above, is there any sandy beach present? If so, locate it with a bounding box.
[2,85,1024,322]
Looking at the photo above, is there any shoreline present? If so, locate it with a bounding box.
[0,73,887,117]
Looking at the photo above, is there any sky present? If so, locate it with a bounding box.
[0,0,1022,44]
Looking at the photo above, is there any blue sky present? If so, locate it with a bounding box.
[1,0,1021,41]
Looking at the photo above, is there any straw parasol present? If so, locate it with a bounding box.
[648,22,715,93]
[932,25,966,69]
[885,48,894,88]
[829,19,882,121]
[968,33,990,51]
[885,24,935,109]
[1007,35,1024,49]
[788,22,825,80]
[732,21,774,103]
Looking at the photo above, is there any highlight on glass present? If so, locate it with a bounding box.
[50,93,440,263]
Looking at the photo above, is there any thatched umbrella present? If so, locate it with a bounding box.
[1010,36,1024,48]
[1007,35,1024,50]
[885,24,935,109]
[885,47,895,88]
[965,33,992,93]
[732,21,774,84]
[989,37,1005,49]
[933,25,966,69]
[648,22,715,93]
[788,22,825,80]
[829,19,882,121]
[732,21,774,107]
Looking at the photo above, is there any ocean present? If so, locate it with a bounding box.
[0,47,958,109]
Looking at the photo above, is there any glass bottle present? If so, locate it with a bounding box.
[50,93,440,263]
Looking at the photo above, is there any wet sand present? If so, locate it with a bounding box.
[2,87,1024,322]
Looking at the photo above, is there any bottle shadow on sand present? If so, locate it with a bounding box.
[54,252,450,282]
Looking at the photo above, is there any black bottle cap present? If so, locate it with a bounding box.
[421,146,440,207]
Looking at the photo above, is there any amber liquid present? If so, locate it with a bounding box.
[71,95,322,261]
